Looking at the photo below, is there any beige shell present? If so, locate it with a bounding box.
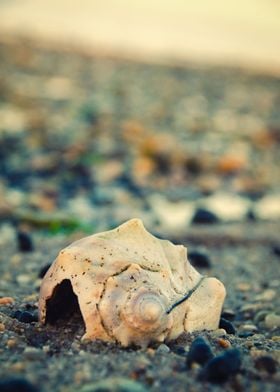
[39,219,226,347]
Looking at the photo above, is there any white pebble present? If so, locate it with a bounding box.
[265,313,280,329]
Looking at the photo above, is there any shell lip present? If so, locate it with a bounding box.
[166,276,206,314]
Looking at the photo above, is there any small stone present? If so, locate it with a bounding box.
[38,263,51,279]
[188,250,211,268]
[202,192,250,222]
[250,349,267,359]
[186,337,214,368]
[23,347,45,360]
[254,310,269,323]
[16,274,32,285]
[13,310,38,323]
[210,328,227,338]
[219,318,236,335]
[255,289,276,302]
[254,194,280,221]
[17,231,33,252]
[156,344,170,354]
[244,341,254,349]
[200,349,242,383]
[0,377,38,392]
[265,313,280,329]
[192,208,219,224]
[240,303,262,313]
[10,362,25,371]
[217,338,231,349]
[78,377,147,392]
[0,322,5,331]
[271,336,280,342]
[221,309,235,321]
[239,324,258,332]
[236,282,251,291]
[42,345,50,353]
[272,245,280,257]
[238,331,255,338]
[255,356,278,374]
[172,346,186,356]
[270,279,279,288]
[148,194,194,229]
[217,155,247,174]
[146,348,155,356]
[0,297,14,306]
[6,339,17,348]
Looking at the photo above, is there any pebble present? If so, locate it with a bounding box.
[17,231,33,252]
[13,310,38,323]
[38,263,51,278]
[200,349,242,383]
[264,313,280,329]
[254,310,269,323]
[6,339,17,348]
[172,346,186,356]
[0,322,5,331]
[254,356,278,374]
[239,324,258,332]
[77,377,147,392]
[0,377,39,392]
[188,250,211,268]
[221,309,236,321]
[10,362,26,372]
[240,303,262,313]
[238,331,255,338]
[216,338,231,349]
[219,318,236,335]
[236,282,251,291]
[0,297,14,306]
[192,208,219,224]
[254,194,280,221]
[255,289,276,301]
[272,245,280,257]
[156,344,170,354]
[202,192,251,222]
[23,347,45,360]
[186,337,214,368]
[210,328,227,338]
[16,274,32,285]
[148,194,194,229]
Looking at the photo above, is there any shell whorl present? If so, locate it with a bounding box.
[123,289,168,332]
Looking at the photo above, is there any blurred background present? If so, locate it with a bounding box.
[0,0,279,236]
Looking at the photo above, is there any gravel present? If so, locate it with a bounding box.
[0,35,279,392]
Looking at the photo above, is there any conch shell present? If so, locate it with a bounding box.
[39,219,225,347]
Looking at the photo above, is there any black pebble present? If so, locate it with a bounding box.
[272,245,280,257]
[186,337,214,368]
[238,331,255,338]
[219,317,236,334]
[172,346,186,356]
[255,356,278,374]
[192,208,219,224]
[0,378,39,392]
[221,309,236,321]
[13,310,38,323]
[38,263,51,278]
[17,231,33,252]
[201,348,241,383]
[188,251,211,268]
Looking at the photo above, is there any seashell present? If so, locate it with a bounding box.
[39,219,225,347]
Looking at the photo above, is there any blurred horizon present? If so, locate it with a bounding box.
[0,0,280,75]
